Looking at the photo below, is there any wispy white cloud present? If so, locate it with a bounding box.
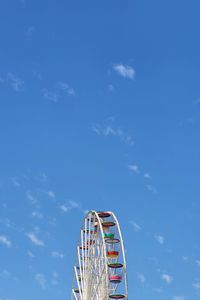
[93,124,134,146]
[56,81,69,90]
[128,164,139,173]
[0,235,11,247]
[67,88,75,96]
[51,251,64,259]
[47,190,55,199]
[26,191,39,208]
[93,125,115,136]
[35,273,46,289]
[12,177,20,187]
[42,88,59,103]
[144,173,151,179]
[33,70,42,80]
[0,218,22,233]
[113,63,135,80]
[173,296,185,300]
[130,221,142,232]
[27,250,35,258]
[26,233,44,247]
[60,200,81,213]
[137,273,146,283]
[26,191,36,203]
[31,211,43,219]
[42,81,75,103]
[56,81,75,96]
[182,256,189,262]
[39,172,47,183]
[0,269,17,282]
[7,72,24,91]
[0,72,24,91]
[155,235,164,245]
[147,184,157,194]
[161,273,173,284]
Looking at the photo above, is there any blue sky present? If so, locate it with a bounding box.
[0,0,200,299]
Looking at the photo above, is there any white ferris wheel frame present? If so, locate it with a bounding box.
[72,210,128,300]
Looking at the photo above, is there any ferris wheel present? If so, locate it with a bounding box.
[71,210,128,300]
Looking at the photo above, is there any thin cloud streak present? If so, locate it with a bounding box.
[130,221,142,232]
[26,232,44,247]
